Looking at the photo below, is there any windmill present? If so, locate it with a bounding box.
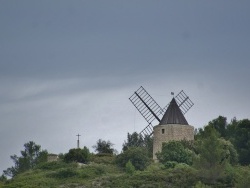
[129,86,194,139]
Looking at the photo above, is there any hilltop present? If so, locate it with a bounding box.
[1,155,250,188]
[1,116,250,187]
[0,155,197,188]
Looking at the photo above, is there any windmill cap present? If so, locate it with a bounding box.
[159,98,189,125]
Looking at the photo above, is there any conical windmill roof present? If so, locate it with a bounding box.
[159,98,189,125]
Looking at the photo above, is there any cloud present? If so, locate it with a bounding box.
[1,0,250,174]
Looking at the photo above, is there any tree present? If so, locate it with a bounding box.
[125,160,135,175]
[116,147,151,171]
[3,141,47,177]
[229,119,250,165]
[219,138,238,165]
[122,132,144,151]
[64,147,90,163]
[0,174,7,182]
[194,127,230,185]
[93,139,115,155]
[195,116,249,165]
[195,116,227,139]
[208,116,227,138]
[122,132,153,157]
[144,135,153,158]
[156,140,193,166]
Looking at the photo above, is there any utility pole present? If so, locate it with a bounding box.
[76,134,81,149]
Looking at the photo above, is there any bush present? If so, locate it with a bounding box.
[94,166,106,175]
[64,147,90,163]
[50,168,78,179]
[90,153,115,164]
[145,162,164,172]
[116,147,151,171]
[163,161,178,169]
[194,181,211,188]
[125,161,135,175]
[165,164,198,187]
[156,141,193,165]
[93,139,116,154]
[35,161,71,170]
[234,165,250,188]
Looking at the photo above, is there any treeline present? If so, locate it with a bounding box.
[196,116,250,165]
[1,141,48,178]
[117,116,250,186]
[0,139,116,179]
[1,116,250,187]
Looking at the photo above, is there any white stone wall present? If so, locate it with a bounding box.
[153,124,194,160]
[47,154,58,162]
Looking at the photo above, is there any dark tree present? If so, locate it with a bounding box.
[229,119,250,165]
[122,132,153,157]
[195,116,228,139]
[3,141,47,177]
[209,117,250,165]
[194,127,233,185]
[0,174,7,182]
[208,116,228,137]
[93,139,115,154]
[122,132,144,151]
[64,146,90,163]
[116,147,151,171]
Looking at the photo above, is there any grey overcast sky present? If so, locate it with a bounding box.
[1,1,250,172]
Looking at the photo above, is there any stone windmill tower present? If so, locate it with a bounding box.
[152,97,194,160]
[129,86,194,160]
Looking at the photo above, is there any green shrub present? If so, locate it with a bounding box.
[50,168,78,179]
[194,181,211,188]
[116,147,151,171]
[125,160,135,175]
[234,165,250,188]
[157,140,193,165]
[64,147,90,163]
[35,161,71,170]
[77,164,108,179]
[145,162,165,172]
[165,164,198,187]
[90,153,115,164]
[94,153,114,157]
[93,139,116,154]
[163,161,178,169]
[95,166,106,175]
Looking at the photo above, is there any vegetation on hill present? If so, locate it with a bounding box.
[2,141,48,178]
[1,116,250,187]
[64,147,90,164]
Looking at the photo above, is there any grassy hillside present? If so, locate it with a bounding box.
[2,116,250,187]
[0,160,195,188]
[1,154,250,188]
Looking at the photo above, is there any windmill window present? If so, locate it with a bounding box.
[162,129,165,134]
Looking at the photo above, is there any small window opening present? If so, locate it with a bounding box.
[162,129,165,134]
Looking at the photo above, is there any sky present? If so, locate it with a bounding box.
[1,0,250,173]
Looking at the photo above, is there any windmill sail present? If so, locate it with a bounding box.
[129,86,194,138]
[139,123,154,138]
[129,86,164,125]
